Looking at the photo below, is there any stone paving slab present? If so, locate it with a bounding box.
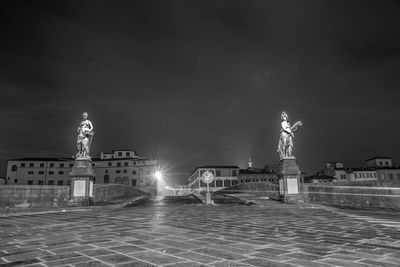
[1,200,400,266]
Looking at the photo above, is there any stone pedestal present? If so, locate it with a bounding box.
[69,158,95,204]
[278,158,302,204]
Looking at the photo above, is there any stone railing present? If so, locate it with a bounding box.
[301,184,400,209]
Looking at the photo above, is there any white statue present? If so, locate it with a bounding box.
[277,111,302,159]
[76,112,94,159]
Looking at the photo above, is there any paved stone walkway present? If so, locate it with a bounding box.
[1,200,400,266]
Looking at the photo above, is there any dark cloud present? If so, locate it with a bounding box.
[1,0,400,181]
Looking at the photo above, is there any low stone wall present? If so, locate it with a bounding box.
[0,185,70,209]
[216,182,281,200]
[93,184,149,202]
[302,184,400,209]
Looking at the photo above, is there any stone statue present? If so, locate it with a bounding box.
[277,111,302,159]
[76,112,94,159]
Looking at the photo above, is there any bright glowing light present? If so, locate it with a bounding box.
[155,171,163,180]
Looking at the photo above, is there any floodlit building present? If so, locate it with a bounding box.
[6,150,159,195]
[187,166,239,192]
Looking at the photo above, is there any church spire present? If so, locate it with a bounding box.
[248,157,253,168]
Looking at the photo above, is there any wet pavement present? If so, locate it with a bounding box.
[1,197,400,266]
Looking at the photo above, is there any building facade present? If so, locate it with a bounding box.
[6,150,159,195]
[238,159,278,184]
[187,166,239,192]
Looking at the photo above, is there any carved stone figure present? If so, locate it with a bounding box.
[277,111,302,159]
[76,112,94,159]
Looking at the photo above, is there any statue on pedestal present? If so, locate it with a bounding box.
[277,111,302,160]
[76,112,94,159]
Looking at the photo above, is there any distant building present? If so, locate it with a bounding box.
[309,156,400,184]
[238,158,278,184]
[303,174,337,183]
[6,150,159,195]
[187,166,239,192]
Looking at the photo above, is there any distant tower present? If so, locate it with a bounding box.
[248,157,253,168]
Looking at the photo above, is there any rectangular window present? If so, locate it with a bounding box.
[224,180,231,187]
[49,171,54,175]
[124,162,128,166]
[108,162,112,166]
[14,179,18,183]
[27,180,33,185]
[232,170,237,176]
[60,163,64,168]
[126,152,130,157]
[48,180,54,185]
[50,163,54,168]
[216,170,221,177]
[123,170,127,173]
[40,163,44,168]
[117,162,121,167]
[39,171,44,175]
[38,180,43,185]
[389,173,394,180]
[216,180,223,187]
[116,170,121,174]
[29,163,34,167]
[131,179,137,186]
[132,170,137,175]
[28,171,34,175]
[69,163,73,167]
[58,171,64,175]
[21,163,25,167]
[232,180,238,185]
[58,180,64,185]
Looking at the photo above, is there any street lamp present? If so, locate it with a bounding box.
[155,171,162,180]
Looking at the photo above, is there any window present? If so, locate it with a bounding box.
[48,180,54,185]
[39,171,44,175]
[105,170,108,174]
[58,181,64,185]
[50,163,54,168]
[232,180,238,185]
[117,162,121,167]
[389,173,394,180]
[123,170,127,173]
[131,179,137,186]
[92,163,95,167]
[216,180,223,187]
[216,170,221,177]
[38,180,43,185]
[232,170,237,176]
[126,152,130,157]
[40,163,44,168]
[27,180,33,185]
[224,180,231,187]
[124,162,128,166]
[69,163,73,167]
[116,170,121,174]
[104,175,109,183]
[14,179,18,183]
[108,162,112,167]
[49,171,54,175]
[386,161,389,166]
[60,163,64,168]
[118,152,122,157]
[29,163,34,167]
[28,171,34,175]
[21,163,25,167]
[11,165,17,172]
[132,170,137,175]
[58,171,64,175]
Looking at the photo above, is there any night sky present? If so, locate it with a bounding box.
[1,0,400,184]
